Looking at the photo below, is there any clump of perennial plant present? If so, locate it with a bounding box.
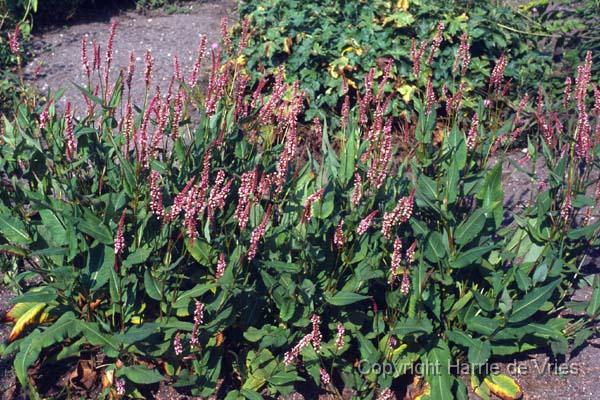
[0,20,599,400]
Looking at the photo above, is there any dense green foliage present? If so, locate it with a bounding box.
[237,0,557,120]
[0,21,599,399]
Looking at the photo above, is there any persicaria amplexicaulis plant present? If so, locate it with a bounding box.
[0,19,600,400]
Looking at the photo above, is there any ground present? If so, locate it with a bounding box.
[1,1,599,399]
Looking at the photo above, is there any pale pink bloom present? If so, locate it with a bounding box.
[382,191,415,239]
[149,171,164,218]
[173,333,183,355]
[247,206,272,261]
[490,54,508,92]
[114,210,126,256]
[563,77,573,109]
[235,169,258,231]
[410,39,427,78]
[453,32,470,76]
[425,79,436,115]
[378,388,393,400]
[302,188,325,223]
[333,220,345,249]
[341,95,351,130]
[283,332,313,366]
[64,102,77,161]
[39,101,51,130]
[81,37,91,78]
[220,17,232,53]
[466,114,479,151]
[189,35,207,87]
[320,368,331,385]
[335,322,345,350]
[310,314,322,352]
[115,378,125,396]
[8,24,20,55]
[126,51,135,91]
[357,211,378,235]
[427,21,445,65]
[401,272,410,295]
[389,238,403,283]
[406,241,417,264]
[351,173,363,206]
[216,253,226,279]
[144,50,154,89]
[92,40,101,71]
[190,300,205,346]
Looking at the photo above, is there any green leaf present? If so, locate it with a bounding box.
[120,365,164,384]
[0,213,31,244]
[14,333,42,387]
[425,231,446,262]
[174,283,216,308]
[144,269,162,301]
[392,318,433,336]
[326,291,369,306]
[476,163,503,226]
[468,340,491,366]
[509,279,560,323]
[262,260,302,273]
[450,244,495,269]
[39,210,67,245]
[78,218,113,244]
[587,275,600,317]
[124,247,152,266]
[268,371,303,386]
[78,321,120,354]
[567,220,600,240]
[454,209,486,246]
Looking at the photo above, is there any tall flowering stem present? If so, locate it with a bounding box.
[247,205,272,262]
[64,102,77,161]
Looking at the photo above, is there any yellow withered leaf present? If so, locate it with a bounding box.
[283,37,293,54]
[215,332,225,346]
[2,302,36,323]
[471,374,490,400]
[397,84,416,102]
[484,373,523,400]
[397,0,409,11]
[8,302,46,342]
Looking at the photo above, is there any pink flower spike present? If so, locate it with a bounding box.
[114,210,126,257]
[8,24,20,55]
[357,211,378,235]
[247,205,272,262]
[216,253,226,279]
[64,102,77,161]
[301,188,325,223]
[333,220,345,249]
[335,322,345,350]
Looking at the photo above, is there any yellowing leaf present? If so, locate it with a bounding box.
[8,303,46,342]
[283,37,293,54]
[484,374,523,400]
[471,373,490,400]
[397,0,409,11]
[397,84,416,102]
[236,54,247,67]
[2,302,36,323]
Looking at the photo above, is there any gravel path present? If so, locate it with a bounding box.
[23,0,237,111]
[2,1,600,398]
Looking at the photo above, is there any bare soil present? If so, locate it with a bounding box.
[2,1,600,399]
